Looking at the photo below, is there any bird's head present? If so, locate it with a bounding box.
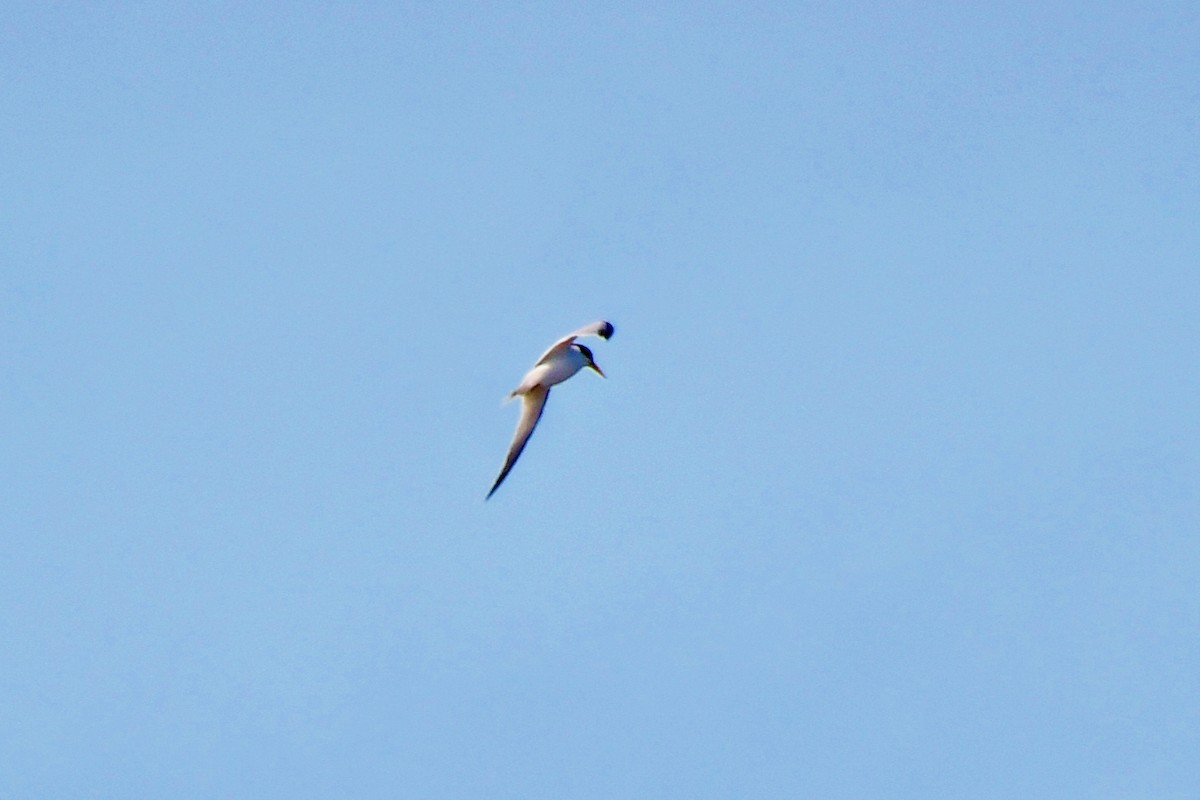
[575,344,605,378]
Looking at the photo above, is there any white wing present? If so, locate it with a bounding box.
[487,385,550,499]
[534,320,614,365]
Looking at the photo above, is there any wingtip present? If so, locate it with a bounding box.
[600,321,614,339]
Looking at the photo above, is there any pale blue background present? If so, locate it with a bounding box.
[3,3,1198,797]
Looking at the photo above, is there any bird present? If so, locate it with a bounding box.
[487,320,614,499]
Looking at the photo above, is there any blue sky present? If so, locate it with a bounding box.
[3,3,1198,797]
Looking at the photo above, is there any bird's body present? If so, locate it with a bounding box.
[509,345,593,397]
[487,320,614,499]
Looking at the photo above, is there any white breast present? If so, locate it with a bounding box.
[513,348,586,394]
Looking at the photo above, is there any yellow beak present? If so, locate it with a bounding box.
[589,362,606,378]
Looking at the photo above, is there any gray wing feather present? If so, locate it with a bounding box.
[486,386,550,499]
[534,320,614,365]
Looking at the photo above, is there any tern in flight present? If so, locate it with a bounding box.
[487,320,614,499]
